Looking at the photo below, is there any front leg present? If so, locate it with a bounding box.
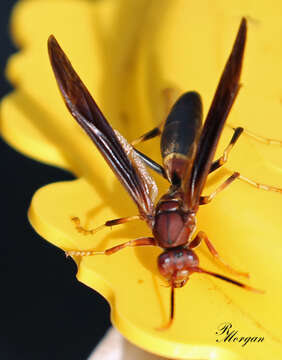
[71,215,142,235]
[190,231,249,278]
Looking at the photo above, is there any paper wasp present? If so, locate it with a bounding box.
[48,18,280,328]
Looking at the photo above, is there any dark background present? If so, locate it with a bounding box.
[0,2,110,359]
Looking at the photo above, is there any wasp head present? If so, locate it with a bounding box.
[157,248,199,288]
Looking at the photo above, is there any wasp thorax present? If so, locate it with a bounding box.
[157,248,199,288]
[153,200,196,248]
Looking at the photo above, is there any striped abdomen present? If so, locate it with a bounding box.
[161,92,202,186]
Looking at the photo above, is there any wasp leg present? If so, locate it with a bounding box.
[209,127,243,173]
[209,126,282,194]
[216,123,282,173]
[190,231,249,278]
[66,237,156,257]
[237,175,282,193]
[131,126,163,146]
[133,149,167,178]
[227,123,282,146]
[200,172,240,204]
[131,88,180,146]
[71,215,142,236]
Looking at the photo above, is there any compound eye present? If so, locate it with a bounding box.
[157,252,174,279]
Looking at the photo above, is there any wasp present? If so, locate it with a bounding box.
[48,18,275,328]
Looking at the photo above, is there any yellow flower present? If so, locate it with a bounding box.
[1,0,282,358]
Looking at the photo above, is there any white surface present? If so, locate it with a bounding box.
[88,327,179,360]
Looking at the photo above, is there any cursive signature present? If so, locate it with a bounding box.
[216,322,264,347]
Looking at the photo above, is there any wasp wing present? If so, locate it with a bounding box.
[186,18,247,208]
[48,35,156,217]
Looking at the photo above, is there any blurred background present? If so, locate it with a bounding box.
[0,2,110,359]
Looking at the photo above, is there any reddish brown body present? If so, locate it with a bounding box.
[153,192,196,248]
[48,18,260,328]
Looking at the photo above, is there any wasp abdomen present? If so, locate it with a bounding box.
[161,92,202,159]
[161,92,202,185]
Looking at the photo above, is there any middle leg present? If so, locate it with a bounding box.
[200,172,240,205]
[72,215,142,235]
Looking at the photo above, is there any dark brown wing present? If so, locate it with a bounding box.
[48,35,156,216]
[186,18,247,208]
